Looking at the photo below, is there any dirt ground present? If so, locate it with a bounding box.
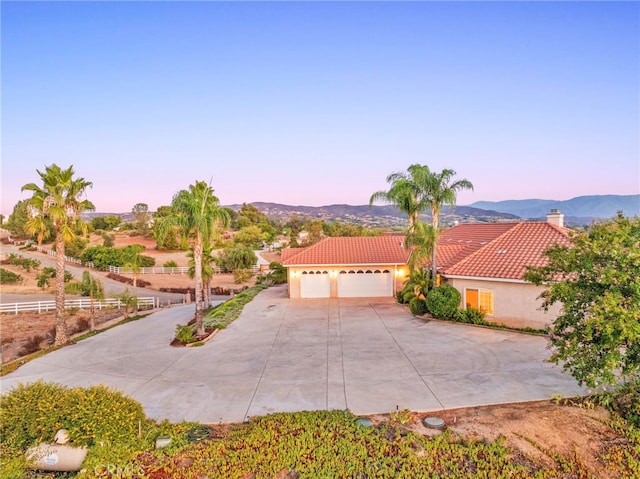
[0,233,630,477]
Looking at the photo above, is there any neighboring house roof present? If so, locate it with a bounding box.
[439,222,571,280]
[281,236,411,267]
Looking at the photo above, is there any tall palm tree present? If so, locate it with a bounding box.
[371,164,473,277]
[369,165,430,231]
[21,164,94,345]
[187,245,217,309]
[156,181,229,335]
[405,220,436,273]
[425,168,473,278]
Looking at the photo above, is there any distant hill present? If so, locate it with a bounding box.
[468,195,640,222]
[227,202,519,227]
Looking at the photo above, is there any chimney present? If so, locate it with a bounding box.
[546,209,564,228]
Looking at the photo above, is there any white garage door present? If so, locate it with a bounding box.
[338,269,392,298]
[300,271,330,298]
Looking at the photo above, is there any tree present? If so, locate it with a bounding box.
[7,200,51,239]
[21,164,94,345]
[423,168,473,278]
[217,244,257,272]
[234,225,264,248]
[155,181,230,335]
[370,164,472,278]
[369,165,430,230]
[153,206,180,250]
[91,215,121,231]
[525,216,640,388]
[187,245,216,308]
[405,220,436,273]
[132,203,151,235]
[80,271,104,331]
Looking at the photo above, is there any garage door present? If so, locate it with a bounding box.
[338,269,392,298]
[300,270,330,298]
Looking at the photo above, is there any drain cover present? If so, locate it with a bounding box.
[355,417,373,427]
[422,417,446,429]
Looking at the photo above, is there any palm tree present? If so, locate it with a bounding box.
[424,168,473,278]
[369,165,430,231]
[187,245,217,309]
[156,181,229,335]
[21,164,94,345]
[371,164,473,278]
[405,220,436,273]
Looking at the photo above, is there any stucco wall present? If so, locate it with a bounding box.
[446,278,562,329]
[287,265,409,299]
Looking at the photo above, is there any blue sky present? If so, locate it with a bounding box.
[2,1,639,215]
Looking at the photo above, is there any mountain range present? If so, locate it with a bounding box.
[228,195,638,227]
[468,195,640,222]
[88,194,638,227]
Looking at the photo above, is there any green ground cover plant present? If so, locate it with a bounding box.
[0,381,198,479]
[202,283,268,331]
[1,383,638,478]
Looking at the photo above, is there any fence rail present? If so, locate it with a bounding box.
[108,265,260,275]
[33,245,94,269]
[0,297,158,314]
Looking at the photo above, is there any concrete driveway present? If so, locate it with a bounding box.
[0,285,584,423]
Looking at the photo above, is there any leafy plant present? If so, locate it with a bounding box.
[164,260,178,268]
[217,244,257,272]
[409,297,428,315]
[454,306,486,324]
[175,324,196,343]
[233,268,254,284]
[525,215,640,388]
[0,268,22,284]
[6,254,40,271]
[426,284,461,319]
[203,284,267,331]
[266,261,287,284]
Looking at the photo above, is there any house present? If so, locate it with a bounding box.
[281,236,410,299]
[437,210,571,329]
[281,210,571,329]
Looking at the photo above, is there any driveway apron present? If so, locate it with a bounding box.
[0,285,584,423]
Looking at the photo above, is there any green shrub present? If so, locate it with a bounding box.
[0,268,22,284]
[455,306,487,324]
[233,268,254,284]
[267,261,287,284]
[164,260,179,268]
[610,381,640,428]
[6,254,40,272]
[203,284,267,330]
[0,381,147,451]
[65,281,84,294]
[409,297,428,315]
[175,324,196,343]
[426,284,461,319]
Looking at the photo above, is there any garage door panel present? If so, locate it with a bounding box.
[338,270,392,298]
[300,271,330,298]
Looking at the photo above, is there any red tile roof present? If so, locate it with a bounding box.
[439,222,571,280]
[437,223,517,269]
[280,221,571,281]
[281,236,411,266]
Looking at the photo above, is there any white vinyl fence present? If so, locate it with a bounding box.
[108,265,260,275]
[0,297,158,314]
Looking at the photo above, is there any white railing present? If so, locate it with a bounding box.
[0,297,158,314]
[108,265,260,275]
[32,245,94,268]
